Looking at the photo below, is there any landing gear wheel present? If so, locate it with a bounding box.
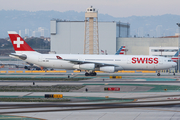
[85,72,89,76]
[90,72,94,76]
[173,73,175,76]
[157,73,160,76]
[91,72,97,76]
[85,72,97,76]
[94,72,97,76]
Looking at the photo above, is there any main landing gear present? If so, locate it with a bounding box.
[85,71,97,76]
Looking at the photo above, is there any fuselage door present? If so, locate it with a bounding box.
[127,57,131,64]
[159,58,163,65]
[38,55,43,62]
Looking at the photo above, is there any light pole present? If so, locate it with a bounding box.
[159,49,164,56]
[125,49,128,55]
[176,23,180,73]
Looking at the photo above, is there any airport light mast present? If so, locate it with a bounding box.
[176,23,180,73]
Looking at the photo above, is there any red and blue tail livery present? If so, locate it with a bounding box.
[115,46,125,55]
[171,49,180,62]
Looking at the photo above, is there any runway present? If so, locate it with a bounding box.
[0,72,180,119]
[1,92,180,120]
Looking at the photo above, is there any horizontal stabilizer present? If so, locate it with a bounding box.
[10,53,27,60]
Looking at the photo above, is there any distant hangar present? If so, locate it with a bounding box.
[50,6,179,57]
[50,20,130,55]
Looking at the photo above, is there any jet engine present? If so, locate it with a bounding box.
[99,66,124,73]
[100,66,115,73]
[73,63,95,70]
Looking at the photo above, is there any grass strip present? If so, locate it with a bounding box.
[0,98,69,102]
[83,83,180,92]
[0,85,85,92]
[0,77,89,80]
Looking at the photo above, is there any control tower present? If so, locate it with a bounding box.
[84,6,99,54]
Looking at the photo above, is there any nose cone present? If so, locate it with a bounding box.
[172,62,177,67]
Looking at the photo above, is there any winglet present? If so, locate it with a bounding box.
[8,31,35,52]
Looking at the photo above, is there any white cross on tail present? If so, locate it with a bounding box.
[13,37,24,48]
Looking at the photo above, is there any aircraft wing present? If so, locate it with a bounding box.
[63,59,119,67]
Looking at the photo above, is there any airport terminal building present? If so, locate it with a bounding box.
[117,37,179,57]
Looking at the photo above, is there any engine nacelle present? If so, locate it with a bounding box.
[73,63,95,70]
[100,66,115,73]
[114,66,124,71]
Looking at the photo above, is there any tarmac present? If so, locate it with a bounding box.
[1,72,180,120]
[1,92,180,120]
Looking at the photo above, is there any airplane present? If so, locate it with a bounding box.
[8,31,177,76]
[171,49,180,62]
[115,46,125,55]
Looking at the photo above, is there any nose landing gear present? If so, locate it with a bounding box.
[157,73,160,76]
[157,70,161,76]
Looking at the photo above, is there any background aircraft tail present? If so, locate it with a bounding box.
[115,46,125,55]
[171,49,180,62]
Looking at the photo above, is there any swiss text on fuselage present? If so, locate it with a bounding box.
[132,57,158,64]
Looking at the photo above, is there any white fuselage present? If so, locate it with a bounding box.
[18,51,176,71]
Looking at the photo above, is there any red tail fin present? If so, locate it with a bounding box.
[8,31,34,51]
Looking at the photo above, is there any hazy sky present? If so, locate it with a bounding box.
[0,0,180,17]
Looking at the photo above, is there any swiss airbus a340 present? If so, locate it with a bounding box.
[8,31,177,76]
